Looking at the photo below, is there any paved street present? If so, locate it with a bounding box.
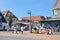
[0,36,40,40]
[0,31,60,40]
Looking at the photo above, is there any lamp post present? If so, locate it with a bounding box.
[28,10,32,33]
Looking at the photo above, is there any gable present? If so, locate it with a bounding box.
[52,0,60,9]
[2,10,18,19]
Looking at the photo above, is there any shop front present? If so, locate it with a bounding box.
[40,19,60,32]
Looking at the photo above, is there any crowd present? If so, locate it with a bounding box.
[2,23,60,35]
[11,25,24,34]
[32,24,54,35]
[32,23,60,35]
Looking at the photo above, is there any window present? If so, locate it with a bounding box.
[54,9,58,16]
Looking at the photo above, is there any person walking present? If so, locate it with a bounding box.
[21,26,24,34]
[40,25,43,33]
[11,25,15,33]
[15,25,19,34]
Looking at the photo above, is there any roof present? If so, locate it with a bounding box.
[22,16,41,21]
[2,10,18,18]
[52,0,60,9]
[48,18,60,20]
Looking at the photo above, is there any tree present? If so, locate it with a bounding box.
[8,14,13,30]
[47,16,52,19]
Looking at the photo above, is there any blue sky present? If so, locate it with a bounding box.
[0,0,55,18]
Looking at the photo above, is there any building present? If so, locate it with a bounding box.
[19,16,45,31]
[2,10,18,26]
[52,0,60,18]
[21,16,45,26]
[22,16,45,22]
[40,0,60,32]
[40,0,60,23]
[0,12,7,30]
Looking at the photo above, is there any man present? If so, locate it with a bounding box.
[21,26,24,34]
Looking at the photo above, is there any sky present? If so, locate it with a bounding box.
[0,0,55,18]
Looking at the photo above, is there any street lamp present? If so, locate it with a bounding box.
[28,10,32,33]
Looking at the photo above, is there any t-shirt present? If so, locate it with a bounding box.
[21,27,24,31]
[11,26,14,30]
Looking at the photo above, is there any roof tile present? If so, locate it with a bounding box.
[52,0,60,9]
[22,16,41,21]
[2,10,17,18]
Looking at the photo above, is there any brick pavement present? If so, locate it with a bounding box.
[0,31,60,40]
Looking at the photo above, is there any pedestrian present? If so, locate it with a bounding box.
[15,25,19,34]
[21,26,24,34]
[18,26,21,33]
[6,24,9,31]
[40,25,43,33]
[57,25,59,32]
[11,25,15,33]
[3,26,5,31]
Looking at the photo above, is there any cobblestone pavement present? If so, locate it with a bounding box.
[0,36,40,40]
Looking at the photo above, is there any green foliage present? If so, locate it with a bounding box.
[8,14,13,29]
[47,16,52,19]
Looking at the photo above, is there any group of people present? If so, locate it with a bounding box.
[11,25,24,34]
[32,23,60,34]
[32,24,53,35]
[40,24,53,35]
